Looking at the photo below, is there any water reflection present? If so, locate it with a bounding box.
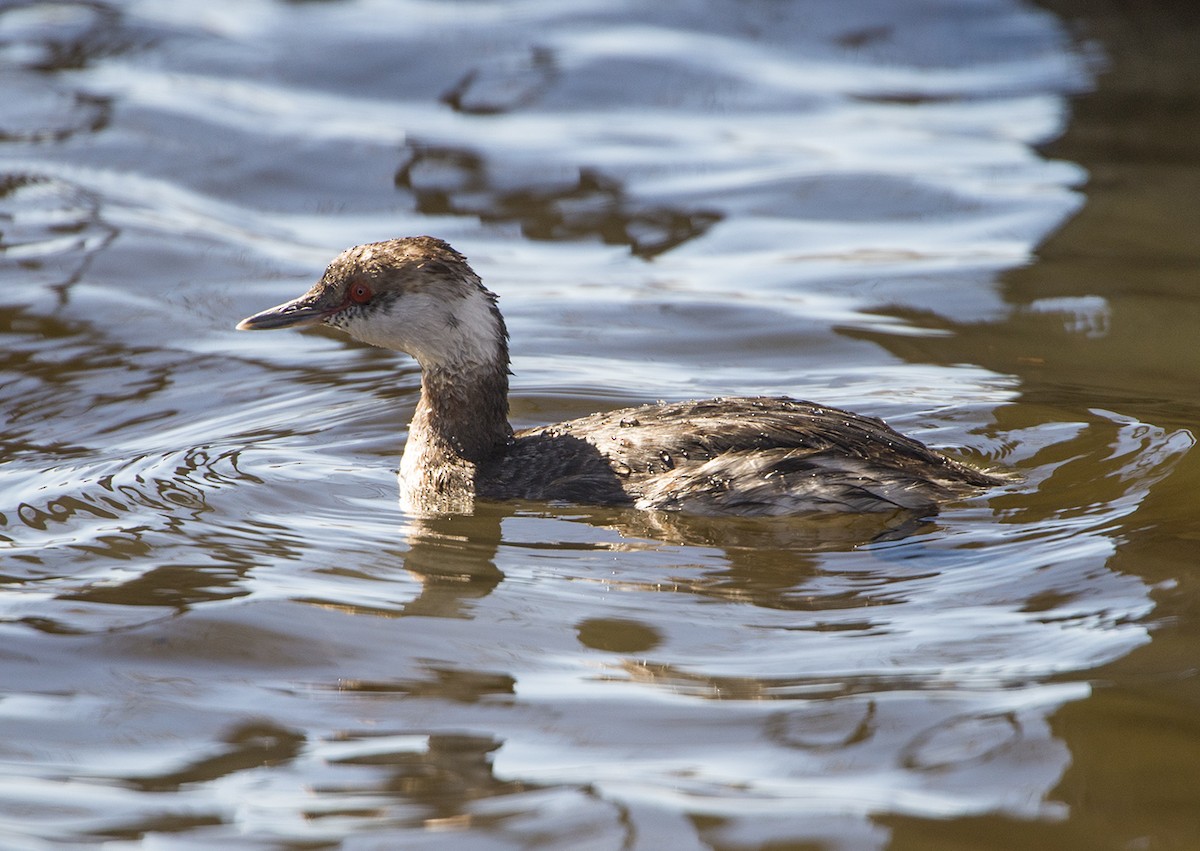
[0,1,134,73]
[308,511,507,622]
[122,721,307,794]
[440,44,557,115]
[396,143,722,258]
[0,176,116,291]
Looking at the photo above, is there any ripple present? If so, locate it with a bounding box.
[441,45,558,115]
[0,78,110,142]
[0,1,129,72]
[902,711,1022,771]
[0,173,114,288]
[396,144,722,257]
[767,698,877,750]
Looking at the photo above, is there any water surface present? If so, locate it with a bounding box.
[1,0,1197,848]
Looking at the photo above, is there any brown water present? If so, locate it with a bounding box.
[1,0,1198,848]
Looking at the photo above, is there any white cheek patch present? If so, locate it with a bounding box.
[350,290,502,369]
[448,289,504,363]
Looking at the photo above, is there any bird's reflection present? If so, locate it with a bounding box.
[390,507,508,620]
[392,495,961,625]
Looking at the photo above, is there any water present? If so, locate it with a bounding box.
[2,0,1198,848]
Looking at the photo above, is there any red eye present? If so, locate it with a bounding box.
[349,282,373,304]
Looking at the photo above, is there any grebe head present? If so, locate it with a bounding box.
[236,236,507,372]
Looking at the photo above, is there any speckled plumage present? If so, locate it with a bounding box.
[486,397,996,515]
[238,236,1000,516]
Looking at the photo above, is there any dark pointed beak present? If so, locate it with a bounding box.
[236,292,331,331]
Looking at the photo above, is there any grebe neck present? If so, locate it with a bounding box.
[399,358,513,510]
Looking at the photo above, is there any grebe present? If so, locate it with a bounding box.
[237,236,998,515]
